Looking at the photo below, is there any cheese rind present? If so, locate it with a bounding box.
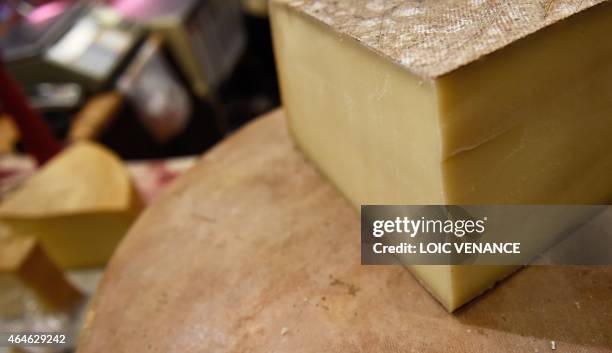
[279,0,606,78]
[271,0,612,311]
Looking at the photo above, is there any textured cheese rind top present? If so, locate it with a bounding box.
[280,0,606,78]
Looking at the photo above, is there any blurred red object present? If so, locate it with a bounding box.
[0,54,61,164]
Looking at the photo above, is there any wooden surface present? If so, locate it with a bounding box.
[77,109,612,353]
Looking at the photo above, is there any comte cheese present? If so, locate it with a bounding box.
[0,235,82,318]
[270,0,612,311]
[0,142,142,268]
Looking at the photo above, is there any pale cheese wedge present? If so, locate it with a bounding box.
[0,235,83,318]
[0,142,142,268]
[270,0,612,311]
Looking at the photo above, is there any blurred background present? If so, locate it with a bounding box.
[0,0,277,352]
[0,0,278,159]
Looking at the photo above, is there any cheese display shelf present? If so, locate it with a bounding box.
[77,110,612,353]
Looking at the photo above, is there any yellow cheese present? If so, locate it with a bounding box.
[270,0,612,311]
[0,235,83,319]
[0,142,142,268]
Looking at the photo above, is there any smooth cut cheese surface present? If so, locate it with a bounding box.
[270,0,612,311]
[0,142,142,268]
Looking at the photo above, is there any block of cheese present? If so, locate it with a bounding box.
[270,0,612,311]
[0,235,83,319]
[0,142,142,268]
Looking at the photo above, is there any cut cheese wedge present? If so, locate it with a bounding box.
[0,235,83,319]
[270,0,612,311]
[0,142,142,268]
